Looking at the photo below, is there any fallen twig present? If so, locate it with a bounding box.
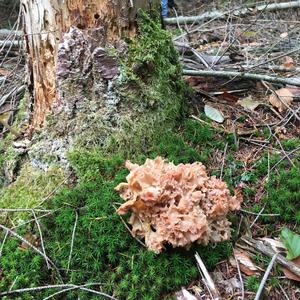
[42,283,103,300]
[182,70,300,86]
[195,252,220,299]
[234,252,245,300]
[31,209,50,269]
[66,211,78,273]
[254,253,278,300]
[0,283,117,300]
[240,209,280,217]
[0,84,25,107]
[112,204,146,247]
[164,1,300,24]
[0,229,8,258]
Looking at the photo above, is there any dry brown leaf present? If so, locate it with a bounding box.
[237,95,261,111]
[0,68,9,76]
[269,88,293,112]
[232,248,260,276]
[283,255,300,282]
[282,56,294,68]
[286,85,300,97]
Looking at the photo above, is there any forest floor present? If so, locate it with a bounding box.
[166,0,300,299]
[0,1,299,300]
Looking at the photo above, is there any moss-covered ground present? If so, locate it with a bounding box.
[0,116,299,299]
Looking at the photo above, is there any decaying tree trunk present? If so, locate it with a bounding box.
[21,0,158,127]
[14,0,184,175]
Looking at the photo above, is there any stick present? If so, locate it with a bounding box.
[0,283,117,300]
[220,142,228,180]
[42,283,103,300]
[182,69,300,86]
[164,1,300,24]
[0,84,25,107]
[241,236,300,277]
[0,229,8,257]
[0,40,22,48]
[31,209,50,269]
[195,252,220,299]
[254,253,278,300]
[66,211,78,273]
[0,208,52,213]
[234,252,245,300]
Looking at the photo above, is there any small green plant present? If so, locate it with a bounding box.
[280,228,300,259]
[245,275,260,292]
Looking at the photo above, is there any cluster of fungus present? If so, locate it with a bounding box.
[115,157,242,253]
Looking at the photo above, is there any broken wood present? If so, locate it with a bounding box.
[164,0,300,24]
[182,69,300,86]
[241,236,300,278]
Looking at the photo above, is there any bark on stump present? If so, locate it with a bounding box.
[18,0,185,172]
[21,0,159,127]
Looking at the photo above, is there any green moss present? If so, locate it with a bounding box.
[0,164,66,224]
[0,232,48,300]
[106,13,189,158]
[0,120,235,299]
[13,96,27,128]
[241,138,300,229]
[245,275,260,292]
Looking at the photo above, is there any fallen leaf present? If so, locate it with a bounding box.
[0,68,9,76]
[286,85,300,97]
[282,56,294,68]
[280,32,288,38]
[204,104,224,123]
[280,228,300,260]
[217,91,239,102]
[220,277,242,294]
[232,248,260,276]
[176,288,198,300]
[268,88,293,112]
[237,96,261,111]
[244,31,257,37]
[283,256,300,281]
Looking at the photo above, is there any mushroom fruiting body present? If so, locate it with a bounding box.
[115,157,242,253]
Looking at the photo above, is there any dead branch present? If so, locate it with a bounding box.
[0,29,22,40]
[182,69,300,87]
[164,0,300,24]
[0,283,117,300]
[0,84,25,107]
[241,236,300,278]
[0,40,22,48]
[66,211,78,273]
[195,252,220,299]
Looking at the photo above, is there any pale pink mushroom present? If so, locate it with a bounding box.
[115,157,242,253]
